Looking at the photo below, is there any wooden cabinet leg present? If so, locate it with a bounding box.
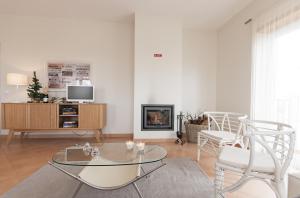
[95,129,102,143]
[20,132,26,143]
[20,132,25,139]
[6,130,15,145]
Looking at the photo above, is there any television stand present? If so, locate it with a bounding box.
[1,103,106,144]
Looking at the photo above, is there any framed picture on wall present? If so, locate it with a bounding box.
[48,63,90,89]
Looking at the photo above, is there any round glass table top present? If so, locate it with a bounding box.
[52,143,167,166]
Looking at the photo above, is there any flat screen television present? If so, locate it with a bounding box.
[66,85,94,103]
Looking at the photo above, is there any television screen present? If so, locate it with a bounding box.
[67,86,94,101]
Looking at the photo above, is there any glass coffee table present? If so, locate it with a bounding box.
[48,143,167,198]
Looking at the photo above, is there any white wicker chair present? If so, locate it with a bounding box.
[197,112,248,161]
[215,120,296,198]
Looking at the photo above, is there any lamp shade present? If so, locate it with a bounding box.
[6,73,28,86]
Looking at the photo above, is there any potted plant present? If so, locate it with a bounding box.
[27,71,45,103]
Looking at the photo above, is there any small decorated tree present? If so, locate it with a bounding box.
[27,71,43,102]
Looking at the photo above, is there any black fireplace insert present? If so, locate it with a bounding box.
[141,104,174,131]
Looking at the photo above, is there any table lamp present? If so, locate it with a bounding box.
[6,73,28,88]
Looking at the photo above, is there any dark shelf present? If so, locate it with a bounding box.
[59,104,79,128]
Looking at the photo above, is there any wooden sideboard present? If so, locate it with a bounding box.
[1,103,106,144]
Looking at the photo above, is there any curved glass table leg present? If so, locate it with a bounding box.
[72,183,83,198]
[133,182,143,198]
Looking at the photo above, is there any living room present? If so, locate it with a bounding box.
[0,0,300,198]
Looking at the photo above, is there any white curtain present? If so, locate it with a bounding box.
[252,0,300,151]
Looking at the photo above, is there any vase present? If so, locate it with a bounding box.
[32,98,41,103]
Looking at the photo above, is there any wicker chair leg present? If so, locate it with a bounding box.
[197,133,201,161]
[215,165,225,198]
[274,180,286,198]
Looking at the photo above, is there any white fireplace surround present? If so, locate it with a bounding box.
[133,14,183,139]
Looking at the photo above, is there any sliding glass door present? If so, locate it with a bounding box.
[252,1,300,150]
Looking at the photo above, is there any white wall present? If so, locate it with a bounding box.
[0,14,218,137]
[217,0,279,115]
[0,15,134,134]
[133,14,183,139]
[182,29,217,113]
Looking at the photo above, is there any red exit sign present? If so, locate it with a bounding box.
[154,53,163,58]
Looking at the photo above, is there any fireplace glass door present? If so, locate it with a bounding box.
[141,105,174,131]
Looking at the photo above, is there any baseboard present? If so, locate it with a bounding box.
[133,138,177,143]
[0,129,9,135]
[21,132,94,138]
[25,133,133,139]
[0,130,133,139]
[0,129,180,142]
[102,133,133,138]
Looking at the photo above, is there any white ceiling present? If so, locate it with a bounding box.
[0,0,254,29]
